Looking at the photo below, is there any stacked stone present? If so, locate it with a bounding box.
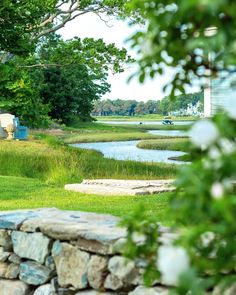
[0,209,170,295]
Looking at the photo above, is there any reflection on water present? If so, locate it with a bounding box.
[98,120,193,126]
[148,130,189,137]
[71,140,186,164]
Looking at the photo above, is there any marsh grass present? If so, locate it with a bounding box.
[0,139,81,185]
[64,131,159,144]
[0,136,178,186]
[118,124,190,131]
[137,138,190,152]
[62,122,191,144]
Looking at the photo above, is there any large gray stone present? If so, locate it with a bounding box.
[65,179,175,196]
[20,261,52,285]
[33,284,56,295]
[9,253,22,264]
[0,262,19,279]
[12,231,51,264]
[52,241,90,290]
[0,208,126,254]
[0,251,10,262]
[0,279,29,295]
[104,274,123,291]
[0,261,8,277]
[108,256,139,284]
[41,223,125,255]
[0,229,12,250]
[87,255,108,290]
[0,211,38,229]
[5,263,20,279]
[18,208,126,255]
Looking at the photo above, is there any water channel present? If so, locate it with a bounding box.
[71,140,186,164]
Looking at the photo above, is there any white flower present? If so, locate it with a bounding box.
[203,160,212,169]
[157,245,190,286]
[190,120,219,149]
[219,138,236,155]
[201,231,215,248]
[208,147,221,159]
[211,182,224,199]
[223,97,236,120]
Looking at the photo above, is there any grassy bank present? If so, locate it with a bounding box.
[64,131,159,144]
[0,136,178,185]
[95,115,197,121]
[60,121,190,143]
[112,124,190,131]
[0,175,170,221]
[63,121,190,133]
[137,138,190,152]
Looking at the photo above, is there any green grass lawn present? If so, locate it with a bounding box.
[0,175,170,223]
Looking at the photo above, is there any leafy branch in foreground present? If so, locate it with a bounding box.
[122,100,236,294]
[127,0,236,95]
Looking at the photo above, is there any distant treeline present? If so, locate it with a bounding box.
[92,92,203,116]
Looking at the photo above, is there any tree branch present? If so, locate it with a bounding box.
[18,63,66,68]
[32,1,123,39]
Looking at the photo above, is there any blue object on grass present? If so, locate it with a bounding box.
[14,117,28,140]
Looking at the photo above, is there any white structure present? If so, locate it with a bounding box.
[0,113,15,128]
[169,101,203,117]
[204,73,236,117]
[0,113,15,139]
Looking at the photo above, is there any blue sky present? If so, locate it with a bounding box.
[59,13,196,101]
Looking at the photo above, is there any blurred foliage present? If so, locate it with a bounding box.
[127,0,236,95]
[122,112,236,293]
[121,1,236,292]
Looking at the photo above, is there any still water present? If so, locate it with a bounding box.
[72,140,186,164]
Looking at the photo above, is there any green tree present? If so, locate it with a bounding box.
[0,0,133,56]
[40,65,109,123]
[0,27,132,125]
[0,64,50,127]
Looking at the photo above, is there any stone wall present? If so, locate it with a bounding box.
[0,208,173,295]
